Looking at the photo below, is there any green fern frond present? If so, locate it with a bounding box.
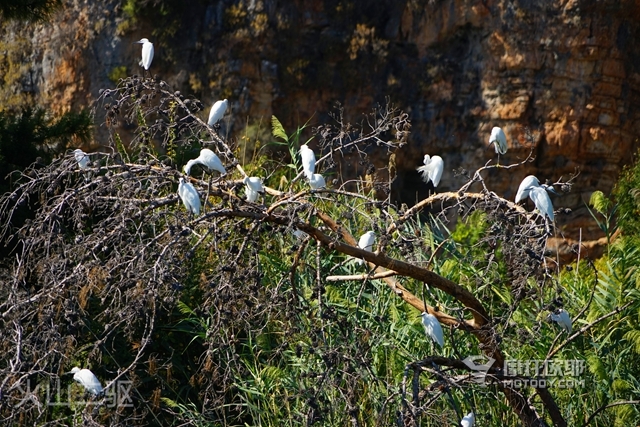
[587,354,607,380]
[589,190,610,215]
[271,115,288,142]
[623,329,640,354]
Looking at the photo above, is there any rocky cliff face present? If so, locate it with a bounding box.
[2,0,639,246]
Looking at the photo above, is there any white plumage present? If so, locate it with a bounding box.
[245,186,259,202]
[527,185,554,221]
[243,176,264,194]
[355,231,375,265]
[178,178,200,215]
[461,411,475,427]
[421,312,444,348]
[515,175,540,203]
[208,99,228,127]
[309,173,326,190]
[550,309,572,334]
[136,38,154,71]
[73,149,89,169]
[183,148,226,176]
[489,126,508,154]
[69,367,103,396]
[299,144,316,179]
[417,155,444,187]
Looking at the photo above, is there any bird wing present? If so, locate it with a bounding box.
[515,176,538,203]
[141,42,154,70]
[417,157,443,187]
[300,147,316,178]
[75,370,103,395]
[529,187,554,220]
[421,313,444,347]
[208,100,227,126]
[181,182,201,215]
[208,153,226,174]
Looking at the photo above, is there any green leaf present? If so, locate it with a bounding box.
[271,115,288,142]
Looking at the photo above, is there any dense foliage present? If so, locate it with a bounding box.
[0,75,638,427]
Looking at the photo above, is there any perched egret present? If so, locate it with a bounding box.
[527,185,554,220]
[309,173,326,190]
[515,175,540,203]
[356,230,375,266]
[243,176,265,194]
[184,148,226,176]
[178,178,200,215]
[73,149,89,169]
[421,312,444,348]
[550,309,572,334]
[69,367,103,396]
[299,144,316,179]
[461,411,475,427]
[489,126,507,155]
[135,38,154,72]
[417,155,444,187]
[245,186,259,202]
[208,99,228,127]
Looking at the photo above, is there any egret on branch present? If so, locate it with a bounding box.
[489,126,507,155]
[526,185,554,221]
[355,231,375,266]
[178,178,201,215]
[421,312,444,348]
[135,38,154,75]
[208,99,228,127]
[73,149,89,169]
[550,309,572,334]
[417,155,444,187]
[461,411,475,427]
[69,367,103,396]
[299,144,316,179]
[244,177,264,203]
[184,148,226,176]
[515,175,540,203]
[309,173,326,190]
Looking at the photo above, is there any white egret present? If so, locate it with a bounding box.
[69,367,103,396]
[527,185,554,220]
[73,149,89,169]
[461,411,475,427]
[245,186,259,202]
[515,175,540,203]
[178,178,200,215]
[489,126,507,155]
[184,148,226,176]
[309,173,326,190]
[355,230,375,266]
[135,38,154,73]
[550,309,572,334]
[421,312,444,348]
[416,155,444,187]
[208,99,228,127]
[243,176,264,194]
[299,144,316,179]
